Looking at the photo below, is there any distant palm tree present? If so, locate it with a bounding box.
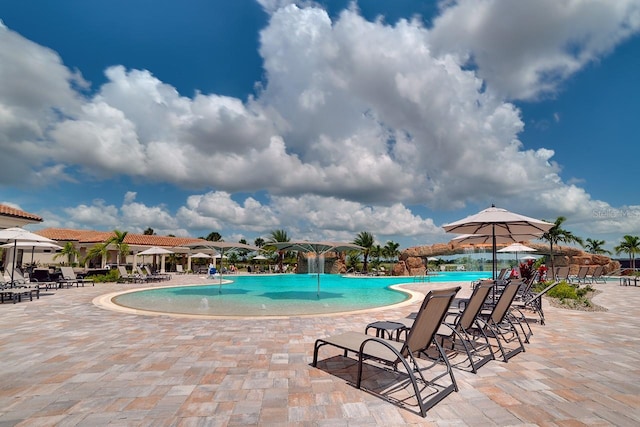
[353,231,375,273]
[205,232,223,242]
[614,235,640,271]
[541,217,583,274]
[105,229,129,267]
[254,237,265,248]
[54,242,80,266]
[383,240,401,273]
[143,227,155,235]
[266,229,290,272]
[382,241,400,261]
[583,238,612,255]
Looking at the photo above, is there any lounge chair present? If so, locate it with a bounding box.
[437,281,497,373]
[476,281,526,362]
[60,266,94,287]
[388,282,496,373]
[312,287,461,417]
[554,266,570,282]
[588,265,606,284]
[511,280,560,327]
[144,265,170,281]
[570,266,590,285]
[117,266,146,283]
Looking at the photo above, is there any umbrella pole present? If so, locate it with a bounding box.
[219,249,224,293]
[492,226,497,303]
[10,240,17,286]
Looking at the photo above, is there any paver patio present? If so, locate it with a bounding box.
[1,275,639,426]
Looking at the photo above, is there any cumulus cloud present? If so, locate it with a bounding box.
[429,0,640,100]
[1,3,639,247]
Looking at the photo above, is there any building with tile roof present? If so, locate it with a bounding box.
[0,204,43,228]
[36,228,212,271]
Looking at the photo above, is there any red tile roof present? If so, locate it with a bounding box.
[0,204,43,222]
[37,228,207,247]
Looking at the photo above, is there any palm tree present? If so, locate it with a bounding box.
[383,240,401,274]
[583,238,612,255]
[266,229,290,272]
[541,217,583,274]
[104,229,129,267]
[143,227,155,235]
[254,237,265,248]
[353,231,375,273]
[83,243,109,268]
[54,242,80,266]
[614,235,640,271]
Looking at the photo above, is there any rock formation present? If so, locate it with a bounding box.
[394,241,619,276]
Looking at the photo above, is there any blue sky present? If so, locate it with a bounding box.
[1,0,639,252]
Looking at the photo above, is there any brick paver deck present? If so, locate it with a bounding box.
[1,275,639,426]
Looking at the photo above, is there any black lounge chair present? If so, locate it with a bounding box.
[312,287,461,417]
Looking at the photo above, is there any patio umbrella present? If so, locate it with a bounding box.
[0,241,63,269]
[137,246,174,273]
[443,205,553,280]
[185,241,260,291]
[0,227,56,285]
[189,252,212,259]
[497,242,537,263]
[264,241,364,296]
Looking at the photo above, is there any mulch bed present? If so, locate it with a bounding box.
[546,290,607,312]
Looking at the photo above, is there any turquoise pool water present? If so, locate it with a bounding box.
[112,272,490,317]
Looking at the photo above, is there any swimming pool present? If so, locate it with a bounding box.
[108,272,490,318]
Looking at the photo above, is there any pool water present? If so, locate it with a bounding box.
[112,272,490,317]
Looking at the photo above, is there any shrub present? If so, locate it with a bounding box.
[547,281,578,299]
[88,269,120,283]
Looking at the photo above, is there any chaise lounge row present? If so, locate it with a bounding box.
[312,278,558,417]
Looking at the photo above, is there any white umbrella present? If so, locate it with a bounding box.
[137,247,174,273]
[265,241,364,296]
[0,227,56,285]
[137,246,174,255]
[497,242,537,263]
[0,241,63,270]
[520,255,538,261]
[252,255,268,260]
[189,252,212,259]
[443,205,553,280]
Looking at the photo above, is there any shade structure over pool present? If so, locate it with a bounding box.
[184,241,261,291]
[443,205,553,279]
[264,241,364,296]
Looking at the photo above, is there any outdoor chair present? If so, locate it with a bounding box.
[554,266,570,282]
[60,266,94,287]
[144,265,170,281]
[570,266,590,285]
[476,281,526,362]
[117,266,146,283]
[312,287,461,417]
[436,281,496,373]
[588,265,606,284]
[511,280,560,327]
